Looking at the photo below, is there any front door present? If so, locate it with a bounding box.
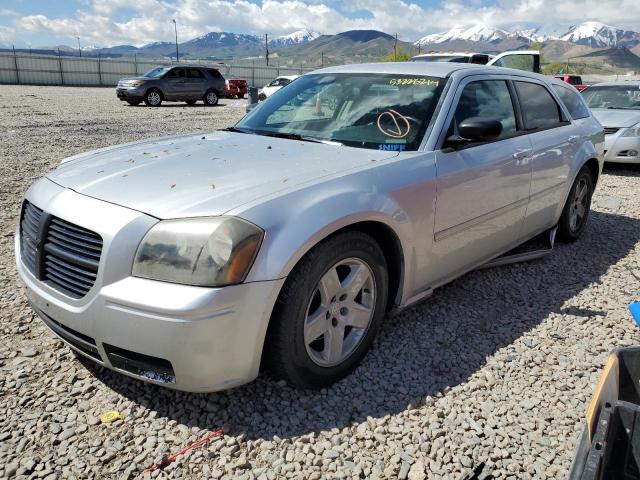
[164,67,186,99]
[432,78,533,284]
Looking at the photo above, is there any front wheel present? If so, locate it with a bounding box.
[557,167,594,242]
[203,90,219,106]
[144,89,162,107]
[265,231,388,389]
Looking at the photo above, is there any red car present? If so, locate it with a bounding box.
[224,78,248,99]
[551,74,589,92]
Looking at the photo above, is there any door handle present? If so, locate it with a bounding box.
[567,135,580,144]
[512,149,532,160]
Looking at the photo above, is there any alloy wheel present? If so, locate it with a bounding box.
[569,178,588,232]
[304,258,376,367]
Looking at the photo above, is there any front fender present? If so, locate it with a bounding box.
[239,169,415,291]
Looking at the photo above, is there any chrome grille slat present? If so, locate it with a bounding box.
[19,200,103,298]
[604,127,620,135]
[48,231,102,256]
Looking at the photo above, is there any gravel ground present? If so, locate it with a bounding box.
[1,85,640,480]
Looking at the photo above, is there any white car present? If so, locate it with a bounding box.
[411,50,540,73]
[582,82,640,164]
[258,75,299,100]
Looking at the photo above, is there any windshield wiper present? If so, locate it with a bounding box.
[255,131,342,145]
[606,106,640,110]
[222,126,252,134]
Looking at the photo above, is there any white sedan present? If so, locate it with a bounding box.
[583,81,640,164]
[258,75,299,100]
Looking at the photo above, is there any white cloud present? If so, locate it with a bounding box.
[5,0,640,47]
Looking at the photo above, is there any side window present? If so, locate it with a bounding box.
[168,68,185,78]
[552,84,590,120]
[187,69,204,79]
[207,69,222,79]
[450,80,518,140]
[491,54,535,72]
[515,81,564,130]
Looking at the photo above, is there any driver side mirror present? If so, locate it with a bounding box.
[445,117,503,149]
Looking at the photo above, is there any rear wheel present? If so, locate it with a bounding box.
[143,89,162,107]
[557,167,594,242]
[265,231,388,388]
[203,89,219,106]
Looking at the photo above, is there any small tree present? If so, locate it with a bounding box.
[381,49,411,62]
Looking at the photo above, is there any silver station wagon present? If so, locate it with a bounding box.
[16,62,604,392]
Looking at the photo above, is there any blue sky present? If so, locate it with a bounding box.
[1,0,639,48]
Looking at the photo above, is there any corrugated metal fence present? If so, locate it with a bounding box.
[0,52,314,88]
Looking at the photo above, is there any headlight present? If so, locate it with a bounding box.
[132,217,263,287]
[622,123,640,137]
[129,80,146,88]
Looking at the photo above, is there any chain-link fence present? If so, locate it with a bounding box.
[0,51,315,88]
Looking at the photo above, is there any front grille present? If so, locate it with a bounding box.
[20,200,103,298]
[604,127,620,135]
[20,201,43,273]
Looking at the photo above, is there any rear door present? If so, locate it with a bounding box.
[515,80,581,237]
[185,68,207,99]
[164,67,186,99]
[488,51,540,73]
[432,77,533,283]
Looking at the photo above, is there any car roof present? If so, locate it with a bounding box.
[307,61,545,81]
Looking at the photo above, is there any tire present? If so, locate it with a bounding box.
[143,89,163,107]
[265,231,388,389]
[185,99,197,106]
[126,100,142,106]
[557,167,594,242]
[203,89,219,106]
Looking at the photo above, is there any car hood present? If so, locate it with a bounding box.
[591,109,640,128]
[47,132,398,219]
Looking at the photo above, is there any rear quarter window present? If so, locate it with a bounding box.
[552,84,590,120]
[515,81,565,131]
[207,69,223,79]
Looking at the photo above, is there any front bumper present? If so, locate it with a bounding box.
[16,179,284,392]
[604,131,640,163]
[116,87,144,101]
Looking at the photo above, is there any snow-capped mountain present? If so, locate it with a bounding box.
[415,25,510,45]
[560,21,640,48]
[414,22,640,49]
[269,29,320,47]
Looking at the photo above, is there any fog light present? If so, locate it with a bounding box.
[629,149,639,157]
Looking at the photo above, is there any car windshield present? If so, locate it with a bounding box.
[582,85,640,109]
[144,67,171,78]
[236,73,445,151]
[411,56,470,63]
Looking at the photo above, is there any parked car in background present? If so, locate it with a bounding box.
[116,65,226,107]
[224,77,248,99]
[551,74,588,91]
[258,75,299,100]
[411,50,541,73]
[18,62,602,392]
[582,81,640,164]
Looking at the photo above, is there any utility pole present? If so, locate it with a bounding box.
[394,33,398,61]
[265,33,269,66]
[172,19,179,62]
[75,36,81,57]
